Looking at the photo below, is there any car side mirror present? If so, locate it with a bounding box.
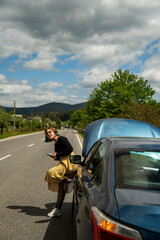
[69,155,82,165]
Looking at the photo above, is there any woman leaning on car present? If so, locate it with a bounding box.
[44,127,78,217]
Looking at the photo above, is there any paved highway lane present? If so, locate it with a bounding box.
[0,129,83,240]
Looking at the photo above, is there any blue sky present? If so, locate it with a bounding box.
[0,0,160,107]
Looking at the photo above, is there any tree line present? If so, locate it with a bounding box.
[71,69,160,129]
[0,107,66,136]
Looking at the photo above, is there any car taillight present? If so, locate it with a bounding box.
[91,206,142,240]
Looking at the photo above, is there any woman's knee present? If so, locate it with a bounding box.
[59,180,67,192]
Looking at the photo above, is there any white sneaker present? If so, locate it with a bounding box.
[66,180,74,193]
[47,208,62,217]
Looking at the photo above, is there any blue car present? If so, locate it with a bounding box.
[71,119,160,240]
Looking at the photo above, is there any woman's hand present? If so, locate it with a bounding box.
[50,152,57,160]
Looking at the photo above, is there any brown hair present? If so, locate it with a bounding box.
[45,127,57,135]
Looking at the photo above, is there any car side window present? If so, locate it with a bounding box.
[86,143,106,185]
[84,151,93,167]
[84,142,101,167]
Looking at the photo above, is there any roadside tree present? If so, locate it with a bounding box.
[117,102,160,128]
[85,69,156,120]
[56,119,62,128]
[71,109,93,129]
[0,107,11,134]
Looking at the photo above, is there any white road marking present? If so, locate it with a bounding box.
[75,130,82,149]
[0,154,11,161]
[28,143,35,147]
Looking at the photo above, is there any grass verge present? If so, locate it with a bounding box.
[0,130,42,140]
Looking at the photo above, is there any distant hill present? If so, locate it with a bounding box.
[2,102,86,115]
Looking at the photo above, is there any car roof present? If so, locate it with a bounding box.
[82,118,160,157]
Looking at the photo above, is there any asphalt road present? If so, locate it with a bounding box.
[0,129,83,240]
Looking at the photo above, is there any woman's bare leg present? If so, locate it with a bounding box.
[56,180,66,209]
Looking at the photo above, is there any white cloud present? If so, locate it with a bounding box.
[67,84,80,89]
[142,46,160,85]
[0,73,85,107]
[0,84,32,94]
[79,67,112,88]
[1,0,160,66]
[0,28,37,59]
[0,74,8,83]
[142,68,160,84]
[1,0,160,106]
[23,52,58,71]
[38,81,63,89]
[21,79,28,84]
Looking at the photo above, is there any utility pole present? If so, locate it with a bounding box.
[31,108,33,130]
[14,101,16,132]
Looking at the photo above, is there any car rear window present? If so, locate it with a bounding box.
[115,150,160,190]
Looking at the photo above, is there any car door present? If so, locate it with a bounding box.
[76,141,106,240]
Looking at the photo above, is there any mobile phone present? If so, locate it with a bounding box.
[47,153,52,156]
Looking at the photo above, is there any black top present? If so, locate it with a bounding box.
[55,136,73,160]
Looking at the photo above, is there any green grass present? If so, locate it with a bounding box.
[0,130,43,140]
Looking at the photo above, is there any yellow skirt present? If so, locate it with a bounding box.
[44,152,79,192]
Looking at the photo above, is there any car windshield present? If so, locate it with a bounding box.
[115,149,160,190]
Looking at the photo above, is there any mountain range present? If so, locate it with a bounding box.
[2,102,86,115]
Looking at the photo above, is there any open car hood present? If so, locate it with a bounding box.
[82,118,160,157]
